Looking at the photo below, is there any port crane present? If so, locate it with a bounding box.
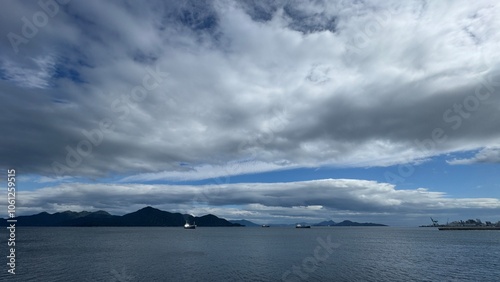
[430,217,439,227]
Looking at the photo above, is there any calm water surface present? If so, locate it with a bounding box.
[1,227,499,281]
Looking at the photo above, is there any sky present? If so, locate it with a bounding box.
[1,0,500,226]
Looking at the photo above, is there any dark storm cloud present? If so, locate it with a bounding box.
[1,0,500,182]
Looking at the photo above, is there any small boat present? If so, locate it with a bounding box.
[295,224,311,228]
[261,224,270,227]
[184,221,196,229]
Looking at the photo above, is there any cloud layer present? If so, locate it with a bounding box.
[6,179,499,225]
[1,0,500,182]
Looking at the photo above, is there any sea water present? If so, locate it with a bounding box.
[1,227,499,281]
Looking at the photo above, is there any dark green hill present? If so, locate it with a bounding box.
[119,206,186,226]
[1,206,242,227]
[196,214,239,227]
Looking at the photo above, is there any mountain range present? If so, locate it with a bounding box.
[313,220,387,226]
[0,206,242,227]
[230,219,387,227]
[1,206,388,227]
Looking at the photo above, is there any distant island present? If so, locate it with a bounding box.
[0,206,242,227]
[313,220,387,227]
[229,219,260,227]
[230,219,387,227]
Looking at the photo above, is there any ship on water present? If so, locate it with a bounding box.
[184,221,196,229]
[295,224,311,229]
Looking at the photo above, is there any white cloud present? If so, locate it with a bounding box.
[36,175,74,183]
[448,147,500,165]
[5,179,499,225]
